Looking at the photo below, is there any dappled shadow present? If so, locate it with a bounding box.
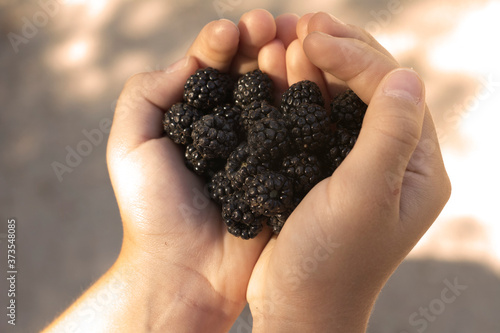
[0,0,498,332]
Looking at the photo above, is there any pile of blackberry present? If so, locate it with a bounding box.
[163,67,367,239]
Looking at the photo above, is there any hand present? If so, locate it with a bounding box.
[106,9,281,332]
[247,13,451,332]
[44,9,292,333]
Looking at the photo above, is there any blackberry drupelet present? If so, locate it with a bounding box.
[163,102,202,145]
[240,100,281,130]
[225,143,270,190]
[281,152,323,194]
[247,116,290,162]
[191,114,238,159]
[281,80,324,114]
[233,69,274,107]
[244,171,294,216]
[207,170,234,205]
[267,211,291,235]
[213,104,242,127]
[184,67,232,110]
[326,127,359,172]
[185,144,210,175]
[330,89,367,130]
[222,193,264,239]
[286,103,330,152]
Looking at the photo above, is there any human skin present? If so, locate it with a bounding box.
[43,9,450,333]
[248,12,451,332]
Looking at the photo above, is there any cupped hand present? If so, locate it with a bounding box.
[247,12,451,332]
[106,9,292,331]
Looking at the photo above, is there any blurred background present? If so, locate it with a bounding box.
[0,0,499,332]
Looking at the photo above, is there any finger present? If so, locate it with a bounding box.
[286,39,329,100]
[332,68,425,215]
[296,13,315,43]
[258,39,288,104]
[186,19,240,72]
[303,31,399,104]
[296,13,348,99]
[231,9,276,75]
[399,109,451,237]
[275,13,299,48]
[296,12,398,100]
[307,12,396,60]
[305,12,397,99]
[108,56,199,160]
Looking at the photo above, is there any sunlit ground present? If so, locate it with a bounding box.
[1,0,499,331]
[388,1,500,274]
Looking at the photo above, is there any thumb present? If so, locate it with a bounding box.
[337,68,426,208]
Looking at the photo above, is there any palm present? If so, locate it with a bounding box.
[116,137,271,300]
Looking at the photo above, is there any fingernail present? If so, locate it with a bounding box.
[328,13,345,25]
[165,56,189,74]
[383,68,424,105]
[312,31,333,39]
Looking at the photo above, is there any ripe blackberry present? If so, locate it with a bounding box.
[331,89,367,130]
[267,194,303,234]
[281,152,322,194]
[286,103,330,152]
[248,117,290,162]
[222,193,264,239]
[240,100,281,131]
[267,211,291,235]
[208,170,234,205]
[225,143,270,189]
[281,80,324,114]
[184,67,232,110]
[326,127,359,172]
[213,104,242,129]
[191,114,238,159]
[164,67,368,240]
[244,171,294,216]
[233,69,274,107]
[163,102,202,145]
[185,144,210,175]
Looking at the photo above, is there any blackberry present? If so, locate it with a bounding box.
[286,103,330,152]
[208,170,234,205]
[222,193,264,239]
[326,127,359,172]
[266,193,303,235]
[184,67,232,110]
[225,143,270,189]
[281,80,324,114]
[233,69,274,107]
[281,152,323,194]
[248,117,290,162]
[240,100,281,131]
[192,114,238,159]
[160,67,368,240]
[244,171,294,216]
[185,144,210,175]
[267,211,291,235]
[331,89,367,130]
[163,102,202,145]
[213,104,242,129]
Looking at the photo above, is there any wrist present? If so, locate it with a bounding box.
[249,290,374,333]
[112,249,243,332]
[250,307,370,333]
